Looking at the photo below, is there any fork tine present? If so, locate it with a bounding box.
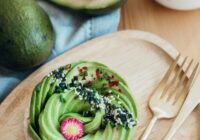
[185,62,199,89]
[172,56,188,82]
[142,54,198,140]
[160,54,180,84]
[161,56,187,99]
[167,58,192,101]
[157,54,180,98]
[173,62,199,105]
[180,59,194,81]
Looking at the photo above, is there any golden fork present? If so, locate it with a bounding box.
[140,54,199,140]
[164,73,200,140]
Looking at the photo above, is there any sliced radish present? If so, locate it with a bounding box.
[60,118,84,140]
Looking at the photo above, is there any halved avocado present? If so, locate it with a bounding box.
[47,0,127,15]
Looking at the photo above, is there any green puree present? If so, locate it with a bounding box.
[29,61,138,140]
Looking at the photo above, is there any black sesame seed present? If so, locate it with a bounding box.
[52,76,137,129]
[119,114,127,123]
[128,113,132,118]
[55,86,63,93]
[76,88,81,92]
[59,67,64,72]
[59,82,67,90]
[55,73,62,79]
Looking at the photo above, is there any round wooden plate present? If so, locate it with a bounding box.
[0,30,199,140]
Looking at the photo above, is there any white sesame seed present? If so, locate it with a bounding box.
[79,96,83,100]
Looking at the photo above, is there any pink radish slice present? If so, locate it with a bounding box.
[60,118,84,140]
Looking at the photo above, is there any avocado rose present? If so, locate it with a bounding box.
[28,61,138,140]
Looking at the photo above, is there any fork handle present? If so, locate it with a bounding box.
[164,73,200,140]
[140,115,158,140]
[164,102,198,140]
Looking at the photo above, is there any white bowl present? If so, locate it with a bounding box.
[155,0,200,10]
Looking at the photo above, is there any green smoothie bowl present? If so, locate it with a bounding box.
[27,61,138,140]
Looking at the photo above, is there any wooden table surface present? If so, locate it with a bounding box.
[119,0,200,61]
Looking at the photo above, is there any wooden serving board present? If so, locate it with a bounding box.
[0,30,199,140]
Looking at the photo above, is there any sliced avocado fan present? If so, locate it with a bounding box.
[29,61,138,140]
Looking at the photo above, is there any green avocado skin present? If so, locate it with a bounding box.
[0,0,54,70]
[48,0,127,15]
[83,0,127,15]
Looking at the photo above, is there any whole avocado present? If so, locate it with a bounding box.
[0,0,54,70]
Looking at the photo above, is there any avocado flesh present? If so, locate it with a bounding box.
[93,131,103,140]
[39,90,105,140]
[102,123,113,140]
[30,90,37,128]
[28,124,41,140]
[59,113,93,123]
[30,77,51,130]
[48,0,127,15]
[66,61,128,87]
[79,134,93,140]
[84,109,105,133]
[0,0,54,70]
[80,123,112,140]
[51,0,119,9]
[65,61,137,116]
[29,61,137,140]
[39,90,89,140]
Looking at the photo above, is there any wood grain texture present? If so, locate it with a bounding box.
[119,0,200,61]
[0,31,199,140]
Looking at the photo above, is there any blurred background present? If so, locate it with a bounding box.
[119,0,200,61]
